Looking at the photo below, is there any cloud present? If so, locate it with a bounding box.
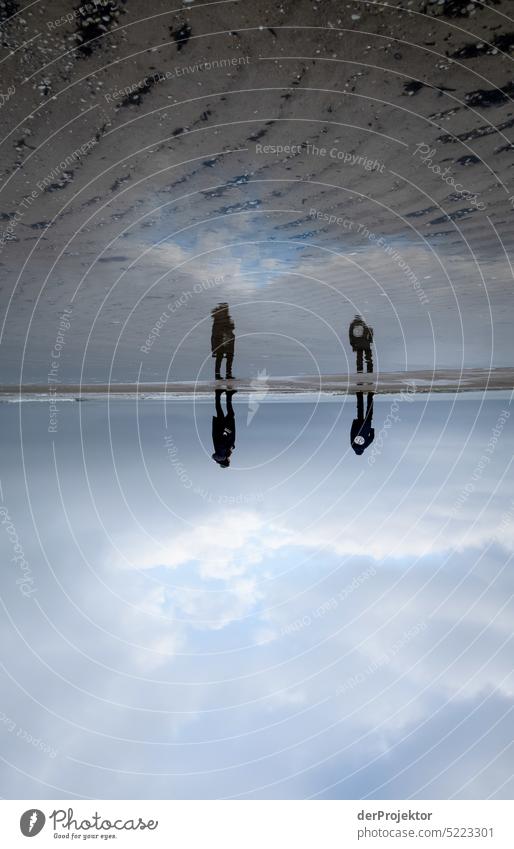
[119,511,261,574]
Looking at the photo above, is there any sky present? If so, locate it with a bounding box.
[0,391,512,799]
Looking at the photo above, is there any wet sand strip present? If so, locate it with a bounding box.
[1,369,513,399]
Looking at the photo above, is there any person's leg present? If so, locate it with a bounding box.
[226,353,234,378]
[225,391,236,447]
[356,391,364,421]
[356,348,363,372]
[225,390,236,416]
[365,346,373,372]
[215,352,223,378]
[215,389,224,417]
[366,393,374,421]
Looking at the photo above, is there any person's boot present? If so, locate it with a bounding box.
[215,372,222,380]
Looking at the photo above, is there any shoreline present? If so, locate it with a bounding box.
[1,369,512,399]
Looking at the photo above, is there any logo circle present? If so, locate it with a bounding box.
[20,810,46,837]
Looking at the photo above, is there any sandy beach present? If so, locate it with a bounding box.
[0,0,513,384]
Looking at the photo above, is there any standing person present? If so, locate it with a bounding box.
[212,389,236,467]
[350,392,375,455]
[211,303,235,380]
[348,314,374,373]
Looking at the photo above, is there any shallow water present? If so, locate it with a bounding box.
[1,392,512,799]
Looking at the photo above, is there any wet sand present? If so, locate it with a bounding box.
[0,2,513,383]
[2,368,513,399]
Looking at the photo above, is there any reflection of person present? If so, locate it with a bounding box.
[212,389,236,467]
[349,314,373,373]
[211,303,235,380]
[351,392,374,455]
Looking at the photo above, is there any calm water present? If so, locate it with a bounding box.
[0,391,512,799]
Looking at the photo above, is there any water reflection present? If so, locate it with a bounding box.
[212,389,237,468]
[0,393,512,799]
[351,392,375,456]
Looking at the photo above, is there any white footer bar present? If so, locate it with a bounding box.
[2,800,511,848]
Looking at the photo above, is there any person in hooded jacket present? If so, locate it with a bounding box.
[211,303,235,380]
[351,391,375,455]
[212,389,236,467]
[348,314,374,373]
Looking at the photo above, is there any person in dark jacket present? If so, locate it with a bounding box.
[211,303,235,380]
[351,392,375,455]
[348,314,374,373]
[212,389,236,467]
